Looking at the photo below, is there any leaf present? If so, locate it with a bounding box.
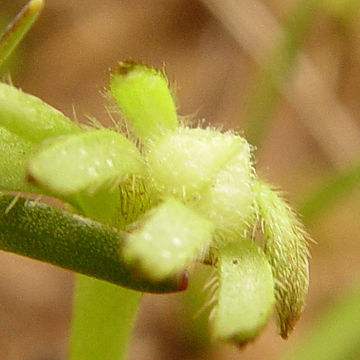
[281,282,360,360]
[110,61,178,141]
[212,238,275,344]
[321,0,360,21]
[28,129,145,195]
[244,0,320,146]
[0,0,44,67]
[0,193,185,293]
[299,161,360,225]
[0,82,81,143]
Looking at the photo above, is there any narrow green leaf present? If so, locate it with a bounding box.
[110,61,178,141]
[245,0,320,146]
[212,239,275,344]
[123,197,213,280]
[322,0,360,21]
[281,283,360,360]
[28,129,144,195]
[0,82,81,143]
[0,0,44,67]
[0,193,184,293]
[0,126,38,192]
[299,161,360,225]
[253,180,309,338]
[69,275,141,360]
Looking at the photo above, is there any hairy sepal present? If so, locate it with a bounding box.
[253,180,309,338]
[123,198,213,281]
[117,177,156,229]
[0,83,81,143]
[27,129,145,196]
[110,61,178,142]
[212,239,274,344]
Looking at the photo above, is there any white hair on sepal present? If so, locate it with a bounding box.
[84,114,104,130]
[4,193,21,214]
[194,267,219,320]
[253,179,310,338]
[104,105,123,134]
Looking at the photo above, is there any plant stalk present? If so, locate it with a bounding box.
[0,0,44,67]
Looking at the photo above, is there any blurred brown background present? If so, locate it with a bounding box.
[1,0,360,359]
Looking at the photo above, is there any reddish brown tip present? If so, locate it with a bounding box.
[177,271,189,291]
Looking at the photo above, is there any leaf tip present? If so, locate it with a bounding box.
[28,0,45,13]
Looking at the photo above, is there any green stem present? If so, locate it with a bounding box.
[245,0,320,146]
[0,0,44,67]
[68,194,142,360]
[69,275,141,360]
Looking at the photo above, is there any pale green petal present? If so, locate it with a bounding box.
[28,129,144,195]
[147,127,249,200]
[196,138,254,242]
[123,198,213,280]
[212,239,274,344]
[110,62,178,141]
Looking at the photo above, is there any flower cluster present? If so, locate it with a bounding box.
[0,61,309,344]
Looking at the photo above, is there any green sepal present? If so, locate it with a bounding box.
[110,61,178,141]
[27,129,145,196]
[212,239,275,344]
[123,197,213,280]
[253,180,309,338]
[0,82,81,143]
[0,193,185,293]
